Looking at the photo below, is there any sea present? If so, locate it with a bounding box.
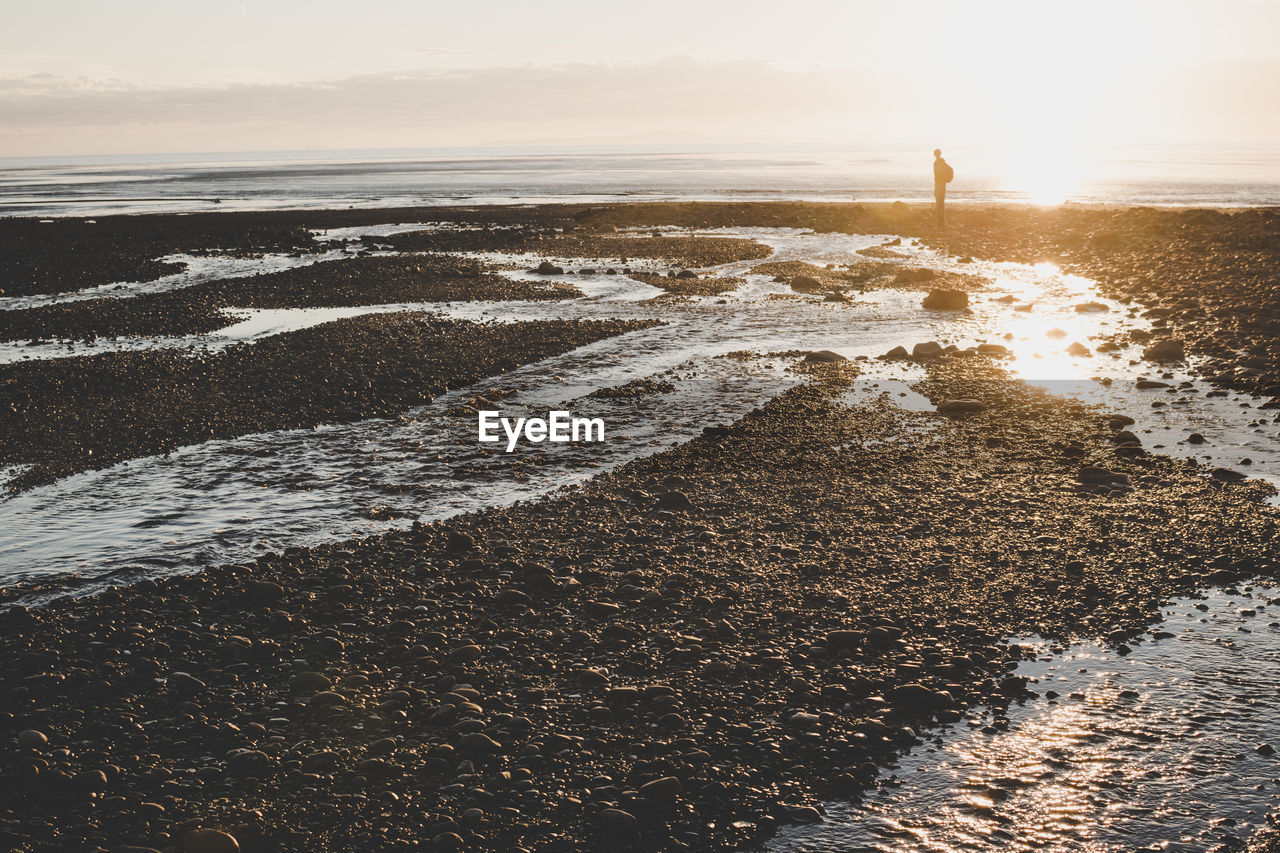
[1,144,1279,218]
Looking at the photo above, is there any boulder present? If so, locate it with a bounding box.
[1143,339,1186,362]
[1066,342,1092,357]
[922,289,968,310]
[182,829,239,853]
[803,350,847,363]
[912,341,944,358]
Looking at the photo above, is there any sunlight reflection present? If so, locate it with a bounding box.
[1002,146,1087,206]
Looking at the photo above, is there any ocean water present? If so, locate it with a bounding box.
[1,145,1279,217]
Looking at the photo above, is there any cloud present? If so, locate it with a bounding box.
[0,58,899,154]
[0,56,1277,156]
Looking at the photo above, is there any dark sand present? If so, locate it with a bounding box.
[1,202,1279,852]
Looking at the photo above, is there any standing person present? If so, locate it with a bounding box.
[933,149,953,228]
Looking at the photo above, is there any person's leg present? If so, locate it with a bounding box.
[935,187,946,228]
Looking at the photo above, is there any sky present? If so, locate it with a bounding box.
[2,0,1279,157]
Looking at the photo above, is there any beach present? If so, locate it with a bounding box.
[3,201,1280,852]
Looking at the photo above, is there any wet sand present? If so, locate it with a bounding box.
[1,202,1279,852]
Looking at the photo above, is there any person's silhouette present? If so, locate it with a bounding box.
[933,149,953,228]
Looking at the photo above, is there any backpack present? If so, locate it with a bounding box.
[941,161,954,183]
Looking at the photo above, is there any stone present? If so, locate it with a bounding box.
[1074,301,1109,312]
[912,341,944,358]
[786,805,824,824]
[658,490,692,510]
[16,729,47,749]
[168,672,206,696]
[937,399,987,416]
[787,712,821,729]
[459,732,502,754]
[308,691,346,708]
[227,750,271,778]
[289,671,331,692]
[181,829,240,853]
[533,261,564,275]
[446,531,475,552]
[880,345,910,360]
[803,350,847,363]
[1143,339,1186,362]
[447,644,483,663]
[1066,342,1091,357]
[922,289,968,310]
[243,580,284,605]
[639,776,682,800]
[597,808,639,835]
[1211,467,1248,483]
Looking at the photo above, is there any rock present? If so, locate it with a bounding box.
[1066,342,1091,357]
[790,275,823,293]
[675,269,698,279]
[577,667,609,685]
[243,579,284,605]
[787,712,821,729]
[1107,414,1135,427]
[1074,301,1109,312]
[181,829,240,853]
[922,289,969,310]
[895,267,935,283]
[937,399,987,416]
[168,672,206,696]
[893,683,955,711]
[880,345,910,360]
[1135,379,1169,389]
[16,729,47,749]
[289,671,331,692]
[1143,339,1186,362]
[597,808,639,835]
[639,776,682,801]
[308,691,347,708]
[74,769,109,792]
[803,350,847,363]
[976,343,1010,356]
[533,261,564,275]
[1211,467,1248,483]
[824,629,862,649]
[448,644,484,663]
[912,341,944,358]
[1079,466,1127,483]
[785,805,824,824]
[1257,743,1276,756]
[1187,432,1206,444]
[459,732,502,754]
[446,531,475,553]
[658,490,692,510]
[227,750,271,779]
